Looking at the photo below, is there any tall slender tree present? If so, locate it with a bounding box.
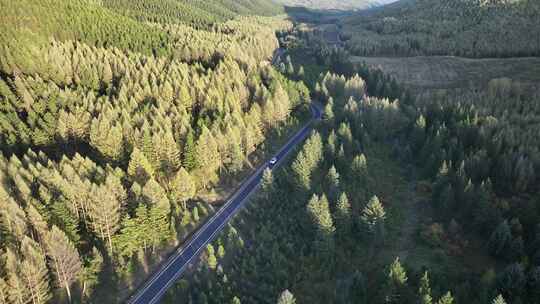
[44,226,82,303]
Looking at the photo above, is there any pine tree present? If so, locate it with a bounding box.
[324,98,334,121]
[419,271,433,304]
[206,244,218,270]
[183,130,198,171]
[128,147,154,185]
[325,165,340,201]
[361,195,386,238]
[307,194,335,254]
[492,295,507,304]
[44,226,82,303]
[388,257,408,286]
[261,168,274,197]
[488,220,512,258]
[386,257,408,304]
[277,290,296,304]
[297,66,305,79]
[335,192,351,235]
[217,244,225,259]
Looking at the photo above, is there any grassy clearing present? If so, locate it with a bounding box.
[350,55,540,93]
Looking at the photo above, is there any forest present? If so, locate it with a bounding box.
[0,0,314,303]
[162,15,540,304]
[1,0,540,304]
[342,0,540,58]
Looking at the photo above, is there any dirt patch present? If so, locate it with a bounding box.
[351,55,540,93]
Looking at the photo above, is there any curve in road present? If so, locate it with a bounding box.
[127,104,321,304]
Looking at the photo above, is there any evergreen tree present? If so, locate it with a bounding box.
[386,257,408,304]
[492,295,507,304]
[261,168,274,197]
[437,292,454,304]
[325,165,340,201]
[206,244,218,270]
[419,271,433,304]
[277,290,296,304]
[183,130,198,171]
[127,147,154,185]
[361,195,386,239]
[388,257,408,286]
[335,192,352,235]
[488,220,512,258]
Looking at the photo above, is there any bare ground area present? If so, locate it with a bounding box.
[351,55,540,92]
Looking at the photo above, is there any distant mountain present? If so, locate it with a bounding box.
[274,0,397,10]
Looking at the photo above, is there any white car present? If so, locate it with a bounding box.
[269,157,278,166]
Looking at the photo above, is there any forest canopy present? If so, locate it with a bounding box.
[0,0,312,303]
[342,0,540,57]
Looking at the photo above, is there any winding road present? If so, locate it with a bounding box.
[127,104,321,304]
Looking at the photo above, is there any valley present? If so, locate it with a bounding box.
[1,1,539,304]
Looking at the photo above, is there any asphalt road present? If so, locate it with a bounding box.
[127,105,321,304]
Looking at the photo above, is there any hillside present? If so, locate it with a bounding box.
[342,0,540,57]
[2,1,540,304]
[0,0,312,303]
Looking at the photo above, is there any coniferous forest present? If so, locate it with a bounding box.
[1,1,540,304]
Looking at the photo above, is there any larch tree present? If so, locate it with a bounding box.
[44,226,82,303]
[88,184,121,256]
[19,237,51,304]
[195,126,221,188]
[4,248,30,304]
[170,167,196,209]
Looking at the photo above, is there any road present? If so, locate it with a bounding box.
[127,105,321,304]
